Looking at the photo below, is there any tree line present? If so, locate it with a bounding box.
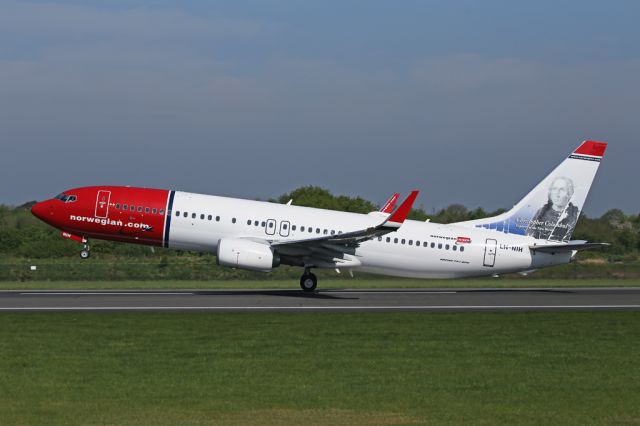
[1,186,638,260]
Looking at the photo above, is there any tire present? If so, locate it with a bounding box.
[300,273,317,292]
[80,250,91,259]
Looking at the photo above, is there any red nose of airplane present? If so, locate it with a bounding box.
[31,200,54,222]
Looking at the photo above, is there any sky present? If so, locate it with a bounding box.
[0,0,638,216]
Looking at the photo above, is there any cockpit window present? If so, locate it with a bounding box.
[54,193,77,203]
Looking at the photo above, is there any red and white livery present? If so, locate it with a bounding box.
[32,140,609,291]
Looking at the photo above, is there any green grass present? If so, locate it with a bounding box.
[0,312,639,425]
[0,278,639,290]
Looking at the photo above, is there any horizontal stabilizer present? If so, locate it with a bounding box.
[530,241,610,253]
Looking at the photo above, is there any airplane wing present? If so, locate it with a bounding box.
[529,241,610,253]
[271,191,419,251]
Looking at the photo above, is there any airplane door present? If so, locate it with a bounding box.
[483,238,497,267]
[95,190,111,218]
[279,220,290,237]
[265,219,276,236]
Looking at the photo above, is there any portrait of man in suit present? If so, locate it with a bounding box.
[526,176,579,241]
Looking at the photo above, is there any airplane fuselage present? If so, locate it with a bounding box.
[32,185,571,280]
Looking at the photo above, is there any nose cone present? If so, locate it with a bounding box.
[31,200,54,223]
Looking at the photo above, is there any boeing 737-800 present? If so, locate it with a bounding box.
[31,140,608,291]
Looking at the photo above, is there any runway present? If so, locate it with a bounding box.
[1,287,640,311]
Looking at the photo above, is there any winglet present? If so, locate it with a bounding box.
[380,193,400,214]
[388,190,419,224]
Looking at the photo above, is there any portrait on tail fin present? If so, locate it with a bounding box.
[526,176,578,241]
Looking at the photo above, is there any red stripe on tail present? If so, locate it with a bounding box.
[574,140,607,157]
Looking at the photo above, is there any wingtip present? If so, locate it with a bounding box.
[388,190,419,224]
[380,193,401,214]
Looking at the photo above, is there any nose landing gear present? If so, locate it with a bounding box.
[300,268,317,292]
[80,243,91,259]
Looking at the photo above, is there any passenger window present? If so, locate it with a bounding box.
[216,216,220,221]
[138,206,143,212]
[300,226,305,231]
[247,220,251,225]
[123,204,128,210]
[261,221,266,227]
[116,203,121,209]
[323,229,328,235]
[232,218,236,224]
[145,207,150,213]
[183,212,188,217]
[416,241,420,246]
[331,230,335,235]
[453,245,457,251]
[201,214,205,220]
[438,243,442,249]
[316,228,320,234]
[283,224,288,230]
[152,208,157,214]
[292,225,297,231]
[175,211,180,217]
[431,242,435,248]
[160,209,165,215]
[386,237,391,242]
[254,220,259,226]
[401,239,406,244]
[445,244,450,250]
[460,246,465,252]
[394,238,398,243]
[192,213,196,219]
[309,228,313,233]
[408,240,413,246]
[378,237,382,241]
[268,221,273,228]
[208,215,212,221]
[130,205,135,211]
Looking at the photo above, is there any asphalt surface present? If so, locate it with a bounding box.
[1,287,640,311]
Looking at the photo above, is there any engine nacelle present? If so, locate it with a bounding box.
[216,238,279,272]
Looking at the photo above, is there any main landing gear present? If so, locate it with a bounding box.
[80,243,91,259]
[300,268,317,292]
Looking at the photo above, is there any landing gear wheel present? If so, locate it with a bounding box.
[300,272,317,292]
[80,243,91,259]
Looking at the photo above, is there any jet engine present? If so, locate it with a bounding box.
[216,238,280,272]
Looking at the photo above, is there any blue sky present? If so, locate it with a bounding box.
[1,0,638,215]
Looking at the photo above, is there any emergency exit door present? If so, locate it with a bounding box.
[483,238,497,267]
[95,190,111,218]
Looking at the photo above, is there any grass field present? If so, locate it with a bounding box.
[0,278,639,290]
[0,312,639,425]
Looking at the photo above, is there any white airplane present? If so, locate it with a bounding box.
[31,140,608,291]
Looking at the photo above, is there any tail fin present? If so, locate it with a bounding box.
[456,140,607,242]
